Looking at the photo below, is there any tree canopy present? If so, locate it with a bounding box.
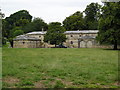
[23,17,48,33]
[97,2,120,50]
[2,10,32,46]
[63,11,85,31]
[44,22,66,46]
[84,3,101,30]
[3,10,32,38]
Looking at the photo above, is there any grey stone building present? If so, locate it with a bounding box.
[13,30,99,48]
[64,30,99,48]
[13,35,42,48]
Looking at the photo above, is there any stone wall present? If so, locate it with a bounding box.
[13,31,99,48]
[27,34,44,42]
[65,33,98,48]
[13,40,43,48]
[79,40,97,48]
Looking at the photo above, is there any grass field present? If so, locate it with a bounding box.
[2,48,119,88]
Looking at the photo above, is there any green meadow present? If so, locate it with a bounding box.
[2,48,119,88]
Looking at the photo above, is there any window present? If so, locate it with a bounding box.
[39,36,41,38]
[71,41,73,44]
[79,35,81,37]
[71,35,73,37]
[23,42,25,44]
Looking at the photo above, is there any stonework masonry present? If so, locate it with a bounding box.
[13,30,99,48]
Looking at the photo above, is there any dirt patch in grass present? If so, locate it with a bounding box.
[3,77,20,84]
[112,82,119,86]
[34,81,45,88]
[34,77,75,88]
[34,80,46,88]
[55,78,73,87]
[2,77,20,88]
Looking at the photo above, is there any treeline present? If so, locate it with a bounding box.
[2,3,101,44]
[2,2,120,49]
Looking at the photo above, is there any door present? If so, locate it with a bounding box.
[80,41,86,48]
[86,41,92,48]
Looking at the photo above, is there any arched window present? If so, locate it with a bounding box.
[71,41,73,44]
[71,35,73,37]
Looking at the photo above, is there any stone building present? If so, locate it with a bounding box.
[13,31,53,48]
[13,35,42,48]
[64,30,99,48]
[13,30,99,48]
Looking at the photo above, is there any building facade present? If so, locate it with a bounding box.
[64,30,98,48]
[13,30,99,48]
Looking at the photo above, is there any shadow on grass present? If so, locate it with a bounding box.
[102,48,120,51]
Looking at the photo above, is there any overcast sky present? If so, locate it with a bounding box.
[1,0,102,23]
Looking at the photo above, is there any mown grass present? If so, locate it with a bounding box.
[2,48,119,88]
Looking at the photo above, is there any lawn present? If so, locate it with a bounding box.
[2,48,119,88]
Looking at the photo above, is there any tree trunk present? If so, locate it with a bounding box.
[113,40,118,50]
[9,39,13,48]
[10,41,13,48]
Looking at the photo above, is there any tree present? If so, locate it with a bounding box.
[84,3,101,30]
[97,2,120,50]
[3,10,32,38]
[9,27,22,37]
[6,10,32,23]
[13,29,24,37]
[2,10,32,47]
[63,11,85,31]
[15,19,29,27]
[23,17,48,33]
[44,22,66,47]
[5,10,32,29]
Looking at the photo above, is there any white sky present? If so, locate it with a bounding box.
[0,0,102,24]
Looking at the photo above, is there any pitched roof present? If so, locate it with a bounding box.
[25,30,99,35]
[64,30,99,34]
[13,30,98,40]
[26,31,46,35]
[13,35,40,40]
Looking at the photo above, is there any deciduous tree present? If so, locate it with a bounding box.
[84,3,101,30]
[23,17,48,33]
[44,22,66,47]
[97,2,120,50]
[2,10,32,47]
[63,11,85,31]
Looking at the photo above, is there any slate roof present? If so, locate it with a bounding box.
[14,30,98,40]
[26,31,46,35]
[14,35,40,40]
[26,30,98,35]
[79,35,96,39]
[64,30,99,34]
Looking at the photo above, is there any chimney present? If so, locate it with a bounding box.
[42,28,44,32]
